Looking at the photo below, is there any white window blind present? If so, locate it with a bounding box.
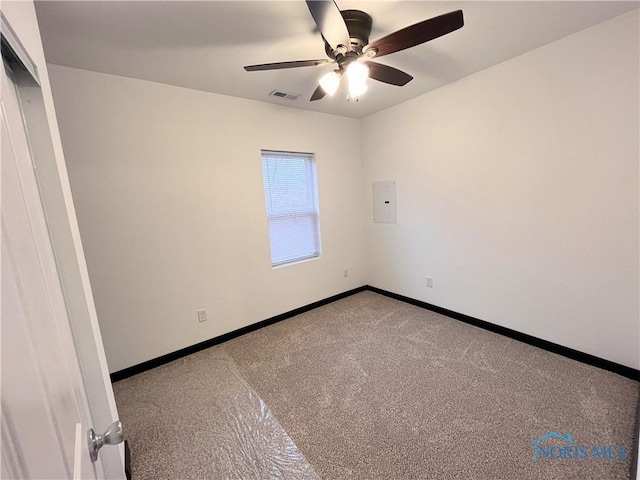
[261,150,321,267]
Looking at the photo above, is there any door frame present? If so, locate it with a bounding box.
[1,10,125,478]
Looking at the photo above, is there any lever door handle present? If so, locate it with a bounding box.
[88,420,124,462]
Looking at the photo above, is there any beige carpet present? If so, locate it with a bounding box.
[112,349,319,479]
[114,291,639,479]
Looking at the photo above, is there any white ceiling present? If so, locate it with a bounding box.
[34,1,638,119]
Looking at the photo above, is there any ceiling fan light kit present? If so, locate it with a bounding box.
[243,1,464,103]
[319,70,341,96]
[345,61,369,100]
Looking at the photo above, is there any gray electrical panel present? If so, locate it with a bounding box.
[373,181,397,223]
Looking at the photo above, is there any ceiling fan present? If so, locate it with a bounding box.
[244,1,464,102]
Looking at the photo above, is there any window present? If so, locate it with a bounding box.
[261,150,321,267]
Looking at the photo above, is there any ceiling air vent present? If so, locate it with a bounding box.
[269,90,300,101]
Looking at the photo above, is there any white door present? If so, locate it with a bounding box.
[1,51,122,479]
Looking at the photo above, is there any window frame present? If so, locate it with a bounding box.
[260,150,322,268]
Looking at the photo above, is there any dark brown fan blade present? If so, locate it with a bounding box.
[310,85,327,101]
[244,59,332,71]
[306,0,352,51]
[364,10,463,58]
[364,61,413,86]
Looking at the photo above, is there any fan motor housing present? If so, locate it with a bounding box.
[342,10,372,49]
[324,9,372,58]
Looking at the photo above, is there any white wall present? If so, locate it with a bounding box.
[49,10,639,373]
[363,10,639,369]
[48,65,366,372]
